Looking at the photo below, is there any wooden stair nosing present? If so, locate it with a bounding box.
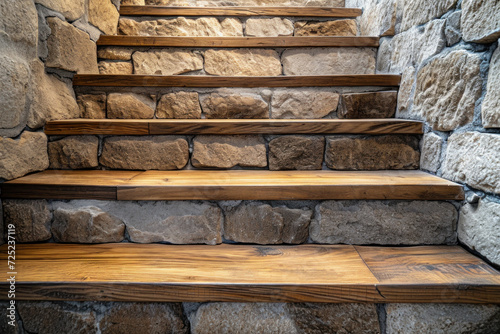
[119,6,363,18]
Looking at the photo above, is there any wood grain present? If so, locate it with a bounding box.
[45,119,150,135]
[72,75,401,88]
[119,6,363,17]
[97,36,379,48]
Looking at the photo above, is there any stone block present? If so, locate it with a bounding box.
[77,94,106,119]
[269,136,324,170]
[107,93,155,119]
[420,132,442,173]
[133,50,203,75]
[245,18,293,37]
[359,0,396,36]
[98,47,133,60]
[2,200,52,243]
[482,40,500,128]
[205,49,281,76]
[157,92,202,119]
[338,91,397,119]
[295,20,357,36]
[462,0,500,43]
[446,10,462,46]
[0,0,38,57]
[396,66,416,117]
[34,0,85,21]
[271,89,339,119]
[201,93,269,119]
[98,61,133,75]
[399,0,458,32]
[89,0,120,35]
[48,136,99,169]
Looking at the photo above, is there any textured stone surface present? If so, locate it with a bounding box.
[2,200,52,243]
[482,41,500,128]
[46,17,98,74]
[100,136,189,170]
[420,132,442,173]
[98,61,133,75]
[119,17,243,36]
[396,66,416,117]
[107,93,155,119]
[443,132,500,194]
[1,0,38,57]
[446,10,462,46]
[386,304,500,334]
[0,132,49,180]
[48,136,99,169]
[295,20,357,36]
[122,0,145,4]
[462,0,500,43]
[275,207,312,244]
[35,0,85,21]
[400,0,458,32]
[0,301,18,333]
[98,47,133,60]
[89,0,120,35]
[192,135,267,168]
[359,0,396,36]
[133,50,203,75]
[338,91,397,119]
[77,94,106,119]
[245,18,293,37]
[271,90,339,119]
[201,93,269,119]
[311,201,457,245]
[326,135,420,170]
[269,136,324,170]
[413,50,482,131]
[157,92,202,119]
[205,49,281,76]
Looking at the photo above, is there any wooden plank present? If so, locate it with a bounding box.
[97,36,380,48]
[120,6,363,18]
[73,75,401,88]
[45,119,150,135]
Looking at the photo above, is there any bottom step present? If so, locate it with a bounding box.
[1,244,499,303]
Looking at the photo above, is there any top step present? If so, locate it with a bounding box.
[120,6,363,18]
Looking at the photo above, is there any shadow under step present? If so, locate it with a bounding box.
[1,243,498,303]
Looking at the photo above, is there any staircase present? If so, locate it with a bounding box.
[1,0,499,319]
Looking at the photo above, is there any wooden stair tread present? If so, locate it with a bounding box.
[1,244,498,303]
[44,119,423,135]
[97,36,380,47]
[119,6,363,17]
[73,75,401,87]
[1,170,464,201]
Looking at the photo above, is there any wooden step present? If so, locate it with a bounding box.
[1,170,464,201]
[97,36,380,48]
[120,6,363,18]
[73,75,401,88]
[1,244,498,303]
[44,119,423,136]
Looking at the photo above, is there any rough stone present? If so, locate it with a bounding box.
[46,17,98,74]
[201,93,269,119]
[77,94,106,119]
[0,301,18,333]
[98,47,133,60]
[274,207,312,244]
[462,0,500,43]
[119,17,243,36]
[413,50,482,131]
[34,0,85,21]
[400,0,458,32]
[443,132,500,194]
[338,91,397,119]
[282,48,376,75]
[446,10,462,46]
[396,66,416,117]
[295,20,357,36]
[98,61,133,75]
[100,136,189,170]
[271,90,339,119]
[0,132,49,180]
[311,201,457,245]
[157,92,202,119]
[326,135,420,170]
[375,37,392,73]
[2,200,52,243]
[192,135,267,168]
[205,49,281,76]
[48,136,99,169]
[133,50,203,75]
[359,0,396,36]
[107,93,156,119]
[269,136,324,170]
[420,132,442,173]
[482,41,500,128]
[89,0,120,35]
[386,304,500,334]
[0,0,38,57]
[100,303,188,334]
[245,18,293,37]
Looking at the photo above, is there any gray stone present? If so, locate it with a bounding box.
[271,90,339,119]
[269,136,324,170]
[100,136,189,170]
[0,301,19,333]
[77,94,106,119]
[157,92,202,119]
[386,304,500,334]
[295,20,358,36]
[482,41,500,128]
[311,201,457,245]
[338,91,397,119]
[326,135,420,170]
[48,136,99,169]
[2,200,52,243]
[420,132,442,173]
[201,93,269,119]
[274,207,312,244]
[282,48,376,75]
[446,11,462,46]
[205,49,281,76]
[133,50,203,75]
[192,135,267,168]
[462,0,500,43]
[88,0,120,35]
[34,0,86,21]
[98,61,133,75]
[399,0,458,32]
[359,0,396,36]
[245,18,293,37]
[107,93,155,119]
[375,37,392,73]
[0,0,38,57]
[98,47,133,60]
[443,132,500,194]
[396,66,416,117]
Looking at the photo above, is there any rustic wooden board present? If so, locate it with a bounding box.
[72,75,401,88]
[45,119,150,135]
[97,36,380,48]
[119,6,363,17]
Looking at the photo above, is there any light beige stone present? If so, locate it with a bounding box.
[0,132,49,180]
[77,94,106,119]
[192,135,267,168]
[107,93,155,119]
[98,47,133,60]
[271,90,339,119]
[400,0,458,32]
[157,92,202,119]
[396,66,416,117]
[482,41,500,128]
[0,0,38,57]
[443,132,500,194]
[48,136,99,169]
[201,93,269,119]
[338,91,397,119]
[89,0,120,35]
[413,50,482,131]
[2,200,52,243]
[245,18,293,37]
[133,50,203,75]
[462,0,500,43]
[420,132,442,173]
[269,136,324,171]
[122,0,145,4]
[35,0,85,21]
[98,61,133,75]
[205,49,281,76]
[359,0,396,36]
[295,20,357,36]
[375,37,392,73]
[282,48,376,75]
